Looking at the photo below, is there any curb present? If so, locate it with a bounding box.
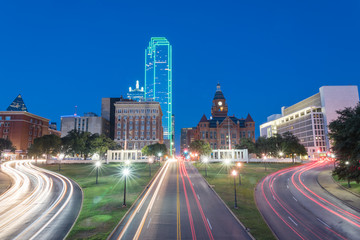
[316,169,360,212]
[107,164,163,239]
[190,163,256,240]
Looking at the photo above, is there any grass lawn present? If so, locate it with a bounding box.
[41,162,160,240]
[333,175,360,195]
[193,162,298,240]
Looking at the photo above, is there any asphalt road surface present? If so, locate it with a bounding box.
[255,160,360,240]
[0,160,82,240]
[108,160,252,240]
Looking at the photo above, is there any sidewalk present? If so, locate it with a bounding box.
[0,170,11,195]
[317,169,360,211]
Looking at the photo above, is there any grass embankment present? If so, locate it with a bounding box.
[42,162,160,240]
[194,162,297,240]
[333,176,360,195]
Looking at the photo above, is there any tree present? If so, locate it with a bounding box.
[141,143,167,157]
[189,140,212,158]
[282,132,307,163]
[255,137,271,157]
[0,138,15,152]
[329,103,360,184]
[91,134,121,159]
[235,138,256,153]
[28,135,62,160]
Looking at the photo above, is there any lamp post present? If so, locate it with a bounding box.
[158,152,162,166]
[95,161,101,184]
[345,161,351,188]
[231,170,238,209]
[148,157,153,177]
[236,162,242,185]
[122,168,130,206]
[263,156,267,171]
[58,153,65,171]
[203,157,208,177]
[279,152,283,158]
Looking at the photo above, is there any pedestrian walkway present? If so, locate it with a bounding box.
[318,169,360,211]
[0,170,11,195]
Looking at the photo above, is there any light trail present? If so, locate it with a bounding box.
[180,160,214,240]
[0,160,80,239]
[258,160,360,240]
[108,160,171,240]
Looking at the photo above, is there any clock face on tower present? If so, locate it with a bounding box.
[218,101,223,106]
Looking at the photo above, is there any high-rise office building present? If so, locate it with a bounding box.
[145,37,173,155]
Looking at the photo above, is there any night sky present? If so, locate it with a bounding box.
[1,1,359,152]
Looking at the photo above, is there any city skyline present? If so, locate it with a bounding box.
[0,1,359,152]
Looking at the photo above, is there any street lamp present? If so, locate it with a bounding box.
[231,170,238,209]
[148,157,153,177]
[58,153,65,171]
[158,152,162,166]
[279,152,284,158]
[236,162,242,185]
[203,157,208,177]
[122,168,130,206]
[263,156,267,171]
[95,161,101,184]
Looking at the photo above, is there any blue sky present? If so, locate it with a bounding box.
[0,1,359,150]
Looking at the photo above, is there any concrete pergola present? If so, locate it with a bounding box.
[106,150,146,163]
[209,149,248,162]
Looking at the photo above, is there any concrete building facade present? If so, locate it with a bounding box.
[60,112,109,137]
[101,97,121,139]
[114,99,163,150]
[260,85,359,158]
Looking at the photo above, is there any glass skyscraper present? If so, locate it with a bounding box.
[145,37,173,155]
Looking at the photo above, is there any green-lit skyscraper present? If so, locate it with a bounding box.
[145,37,173,155]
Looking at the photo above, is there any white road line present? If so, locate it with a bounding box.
[317,218,331,228]
[207,218,212,230]
[147,218,152,229]
[288,216,298,226]
[197,194,200,200]
[287,185,289,189]
[273,195,276,201]
[292,196,298,202]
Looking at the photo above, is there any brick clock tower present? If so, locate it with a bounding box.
[211,83,228,117]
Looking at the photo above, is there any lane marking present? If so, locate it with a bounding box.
[207,218,212,230]
[288,216,298,226]
[287,185,289,189]
[147,218,152,229]
[292,196,298,202]
[197,194,200,200]
[317,218,331,228]
[272,195,276,201]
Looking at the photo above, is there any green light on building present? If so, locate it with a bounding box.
[145,37,173,155]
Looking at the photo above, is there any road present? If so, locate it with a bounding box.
[255,160,360,240]
[0,160,82,240]
[108,160,252,240]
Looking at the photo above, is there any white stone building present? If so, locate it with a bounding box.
[260,86,359,158]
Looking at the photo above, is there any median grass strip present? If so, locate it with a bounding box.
[333,176,360,195]
[41,162,160,240]
[194,162,297,240]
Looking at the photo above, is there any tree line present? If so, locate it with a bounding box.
[28,130,121,160]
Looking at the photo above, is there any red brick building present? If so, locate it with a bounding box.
[193,84,255,149]
[0,95,60,155]
[0,111,51,153]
